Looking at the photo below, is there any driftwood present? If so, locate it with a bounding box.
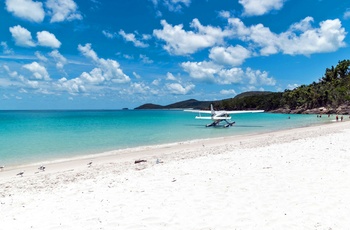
[134,159,147,164]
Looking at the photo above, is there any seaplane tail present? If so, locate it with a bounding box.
[210,104,215,117]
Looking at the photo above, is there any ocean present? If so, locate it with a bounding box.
[0,110,334,166]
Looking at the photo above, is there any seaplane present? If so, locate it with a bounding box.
[184,104,264,128]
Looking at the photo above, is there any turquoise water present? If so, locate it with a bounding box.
[0,110,333,166]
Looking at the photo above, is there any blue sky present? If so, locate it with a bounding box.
[1,0,350,109]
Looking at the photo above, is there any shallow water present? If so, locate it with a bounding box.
[0,110,333,166]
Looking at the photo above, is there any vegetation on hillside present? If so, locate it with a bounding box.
[282,59,350,109]
[215,92,283,111]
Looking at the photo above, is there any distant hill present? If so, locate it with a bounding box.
[135,103,164,109]
[234,91,273,99]
[135,99,214,110]
[135,92,268,110]
[164,99,214,109]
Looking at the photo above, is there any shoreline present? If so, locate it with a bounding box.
[0,111,335,168]
[1,120,350,229]
[0,120,345,178]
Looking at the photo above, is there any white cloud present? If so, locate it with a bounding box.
[10,26,62,49]
[217,67,245,84]
[228,19,279,55]
[289,16,313,32]
[166,72,177,81]
[1,42,14,54]
[9,25,36,47]
[280,18,347,55]
[181,61,244,85]
[209,45,251,66]
[23,62,50,80]
[5,0,45,22]
[151,0,191,12]
[142,34,152,40]
[123,54,134,60]
[344,9,350,20]
[3,65,18,78]
[150,0,158,6]
[130,82,150,94]
[3,64,50,91]
[119,30,149,48]
[52,43,132,95]
[35,51,48,62]
[56,77,85,94]
[163,0,191,12]
[220,89,237,96]
[35,88,55,95]
[139,54,153,64]
[155,15,345,58]
[287,83,299,90]
[37,31,61,48]
[181,61,220,83]
[49,50,67,69]
[54,43,131,94]
[2,65,24,88]
[102,30,117,39]
[19,88,28,93]
[219,10,231,19]
[78,43,99,61]
[152,79,161,86]
[45,0,82,23]
[182,60,276,86]
[245,67,276,86]
[166,82,194,95]
[228,17,347,56]
[239,0,285,16]
[153,19,228,55]
[97,59,130,83]
[24,79,40,88]
[133,72,141,79]
[3,64,54,94]
[80,68,105,84]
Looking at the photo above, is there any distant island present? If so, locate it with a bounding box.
[136,60,350,115]
[135,99,215,110]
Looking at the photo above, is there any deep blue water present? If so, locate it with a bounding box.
[0,110,333,166]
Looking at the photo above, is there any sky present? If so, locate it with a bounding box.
[1,0,350,109]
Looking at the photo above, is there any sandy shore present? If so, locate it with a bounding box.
[1,121,350,229]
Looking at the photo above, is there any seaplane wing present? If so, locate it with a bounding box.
[184,104,264,128]
[184,109,212,114]
[224,110,264,114]
[194,116,213,120]
[184,109,264,115]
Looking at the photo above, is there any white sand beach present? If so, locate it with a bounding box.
[1,121,350,229]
